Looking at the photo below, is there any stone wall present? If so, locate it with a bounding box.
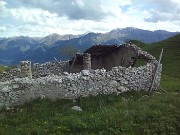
[32,61,69,78]
[0,68,21,82]
[0,61,69,82]
[0,60,162,109]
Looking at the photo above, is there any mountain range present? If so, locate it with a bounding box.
[0,27,179,65]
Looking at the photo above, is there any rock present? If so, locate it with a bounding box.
[40,94,46,99]
[100,68,106,74]
[112,67,118,73]
[110,80,118,86]
[81,70,90,76]
[71,106,83,112]
[117,86,128,92]
[63,72,69,75]
[6,107,10,110]
[2,86,11,92]
[12,84,19,89]
[121,79,128,85]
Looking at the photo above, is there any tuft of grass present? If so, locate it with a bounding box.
[0,65,18,73]
[0,65,5,74]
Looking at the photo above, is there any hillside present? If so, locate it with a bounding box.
[133,34,180,78]
[147,34,180,78]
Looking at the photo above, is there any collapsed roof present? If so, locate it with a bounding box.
[69,43,156,71]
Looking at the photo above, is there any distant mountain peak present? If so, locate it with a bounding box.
[0,28,179,65]
[112,27,137,31]
[110,27,139,34]
[47,33,61,37]
[81,31,94,36]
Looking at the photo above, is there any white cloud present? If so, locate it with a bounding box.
[140,0,180,22]
[9,7,60,26]
[0,26,6,31]
[0,0,180,37]
[0,1,10,18]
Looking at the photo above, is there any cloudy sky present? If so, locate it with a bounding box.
[0,0,180,37]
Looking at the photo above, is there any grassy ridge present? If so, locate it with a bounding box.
[0,35,180,135]
[146,34,180,78]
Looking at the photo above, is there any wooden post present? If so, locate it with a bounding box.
[54,57,66,71]
[69,54,77,72]
[148,48,163,95]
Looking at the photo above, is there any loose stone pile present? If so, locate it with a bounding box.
[0,61,69,81]
[32,61,69,78]
[125,43,156,61]
[0,59,161,109]
[0,68,21,82]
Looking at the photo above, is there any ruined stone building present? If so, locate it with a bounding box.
[0,43,157,80]
[69,44,155,72]
[0,43,162,109]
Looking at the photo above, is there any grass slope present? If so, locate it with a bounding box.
[146,34,180,78]
[0,92,179,135]
[0,35,180,135]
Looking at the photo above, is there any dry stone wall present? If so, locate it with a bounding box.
[0,61,69,82]
[32,61,69,78]
[0,68,21,82]
[0,60,162,109]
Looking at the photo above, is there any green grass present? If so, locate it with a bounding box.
[0,34,180,135]
[0,65,5,74]
[0,65,18,73]
[0,90,179,135]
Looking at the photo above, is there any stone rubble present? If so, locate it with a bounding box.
[0,61,69,81]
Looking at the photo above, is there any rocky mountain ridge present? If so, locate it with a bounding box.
[0,27,179,65]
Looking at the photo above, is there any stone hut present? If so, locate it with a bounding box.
[69,44,155,72]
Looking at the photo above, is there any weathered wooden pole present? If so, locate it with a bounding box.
[148,48,163,95]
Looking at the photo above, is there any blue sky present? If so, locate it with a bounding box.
[0,0,180,37]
